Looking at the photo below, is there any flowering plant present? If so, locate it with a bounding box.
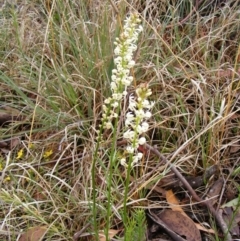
[92,12,154,240]
[98,13,154,167]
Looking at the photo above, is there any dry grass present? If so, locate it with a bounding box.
[0,0,239,240]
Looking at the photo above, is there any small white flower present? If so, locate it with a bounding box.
[144,111,152,119]
[115,77,121,84]
[125,112,134,126]
[121,78,131,86]
[145,89,152,97]
[114,46,121,55]
[112,93,122,100]
[149,101,155,109]
[138,25,143,32]
[135,109,145,119]
[111,74,117,81]
[132,155,139,165]
[121,69,130,75]
[105,122,112,129]
[142,99,150,108]
[111,102,119,108]
[126,145,134,153]
[126,112,134,119]
[125,54,132,62]
[129,98,136,110]
[112,113,118,118]
[114,56,122,64]
[128,60,135,68]
[136,124,144,134]
[104,99,111,104]
[125,27,131,32]
[120,158,127,167]
[102,105,107,112]
[128,76,134,82]
[138,137,146,145]
[141,122,149,132]
[137,152,143,160]
[123,130,135,140]
[129,44,137,51]
[110,82,117,91]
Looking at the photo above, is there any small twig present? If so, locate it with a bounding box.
[73,223,91,240]
[145,143,232,241]
[108,0,119,15]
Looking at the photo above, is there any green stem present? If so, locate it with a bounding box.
[123,154,133,241]
[105,108,121,240]
[122,116,141,240]
[92,125,104,241]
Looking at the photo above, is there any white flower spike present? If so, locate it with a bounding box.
[97,13,152,167]
[99,13,143,134]
[123,84,154,167]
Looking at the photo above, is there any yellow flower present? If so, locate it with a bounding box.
[16,148,24,159]
[43,150,53,159]
[4,176,11,182]
[28,143,34,149]
[0,163,3,171]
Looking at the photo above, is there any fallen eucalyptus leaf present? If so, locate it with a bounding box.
[19,226,47,241]
[158,209,201,241]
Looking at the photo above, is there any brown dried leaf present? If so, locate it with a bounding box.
[148,211,186,241]
[19,226,47,241]
[10,137,21,149]
[166,190,212,233]
[165,190,186,215]
[158,210,201,241]
[99,229,119,241]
